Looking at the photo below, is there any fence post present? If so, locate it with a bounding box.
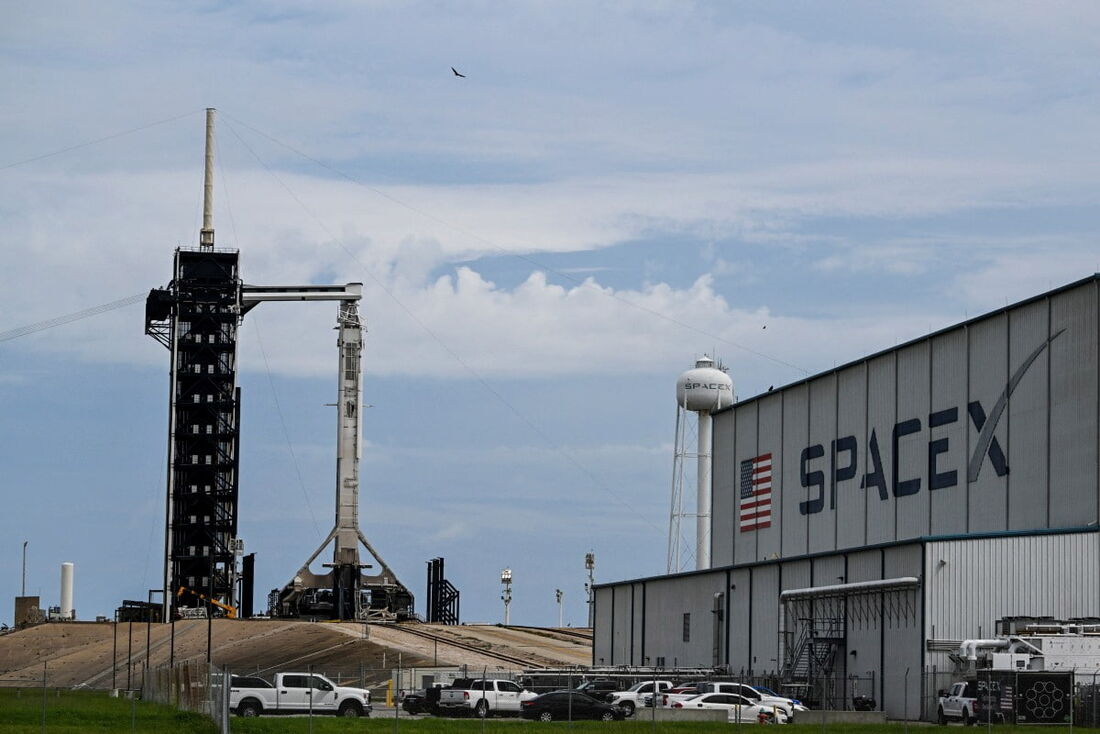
[1070,667,1076,734]
[308,663,314,734]
[223,664,231,734]
[903,668,909,734]
[40,661,46,734]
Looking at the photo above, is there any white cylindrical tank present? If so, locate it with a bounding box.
[60,562,74,620]
[676,356,734,412]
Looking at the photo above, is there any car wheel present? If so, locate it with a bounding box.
[475,699,490,718]
[237,701,261,717]
[338,701,362,718]
[937,707,947,726]
[539,711,553,722]
[601,711,615,722]
[621,701,635,717]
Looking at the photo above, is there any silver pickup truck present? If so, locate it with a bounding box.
[230,673,371,718]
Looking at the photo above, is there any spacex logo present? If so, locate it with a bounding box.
[796,329,1064,516]
[683,382,732,391]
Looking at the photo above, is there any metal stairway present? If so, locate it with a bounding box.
[782,617,844,688]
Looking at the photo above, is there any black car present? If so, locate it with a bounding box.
[575,680,620,702]
[402,690,429,715]
[521,690,625,722]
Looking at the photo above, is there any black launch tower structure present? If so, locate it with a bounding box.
[146,247,242,615]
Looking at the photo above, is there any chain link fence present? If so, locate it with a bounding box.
[143,662,230,732]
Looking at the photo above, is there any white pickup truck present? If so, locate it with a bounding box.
[661,682,800,719]
[230,673,372,718]
[937,680,996,725]
[436,679,536,717]
[607,680,675,716]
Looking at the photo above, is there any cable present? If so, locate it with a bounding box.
[0,293,146,343]
[223,118,666,535]
[220,111,810,376]
[249,313,322,538]
[0,109,204,172]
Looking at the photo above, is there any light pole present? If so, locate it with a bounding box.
[500,569,512,626]
[584,552,595,629]
[21,541,28,596]
[555,589,564,628]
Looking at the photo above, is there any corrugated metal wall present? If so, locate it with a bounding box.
[713,276,1099,564]
[925,532,1100,645]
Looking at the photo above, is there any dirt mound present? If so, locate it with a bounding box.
[0,621,591,690]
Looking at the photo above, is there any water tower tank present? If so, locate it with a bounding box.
[676,356,734,412]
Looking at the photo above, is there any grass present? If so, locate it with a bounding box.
[232,717,1094,733]
[0,691,1092,734]
[0,688,216,733]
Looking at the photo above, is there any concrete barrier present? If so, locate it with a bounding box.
[635,708,728,722]
[794,710,888,724]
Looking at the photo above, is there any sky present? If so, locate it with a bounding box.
[2,1,1100,628]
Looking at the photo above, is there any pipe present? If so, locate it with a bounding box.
[958,639,1009,662]
[696,411,712,570]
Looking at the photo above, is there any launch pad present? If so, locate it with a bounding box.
[145,109,412,622]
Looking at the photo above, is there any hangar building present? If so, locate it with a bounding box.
[593,274,1100,718]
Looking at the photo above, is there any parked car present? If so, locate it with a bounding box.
[670,693,788,724]
[663,682,802,718]
[574,679,621,702]
[401,689,430,715]
[607,680,674,716]
[521,690,626,722]
[754,685,802,706]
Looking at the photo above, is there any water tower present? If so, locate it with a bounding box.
[668,355,733,572]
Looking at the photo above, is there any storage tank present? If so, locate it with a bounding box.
[60,562,74,620]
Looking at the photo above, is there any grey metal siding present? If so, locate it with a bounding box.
[639,573,727,668]
[593,586,615,664]
[1049,283,1098,527]
[1008,299,1050,529]
[728,567,752,670]
[966,313,1009,532]
[836,365,867,549]
[925,532,1100,645]
[929,328,968,535]
[756,394,784,562]
[708,276,1098,562]
[808,375,838,553]
[748,564,780,674]
[611,585,631,663]
[712,409,737,566]
[732,404,759,565]
[895,342,931,540]
[866,353,897,544]
[781,386,810,556]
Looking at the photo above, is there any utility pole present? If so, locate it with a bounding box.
[584,552,595,628]
[555,589,564,628]
[500,569,512,626]
[21,541,27,596]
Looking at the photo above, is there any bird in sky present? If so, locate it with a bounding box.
[451,67,466,78]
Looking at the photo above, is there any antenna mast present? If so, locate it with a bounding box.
[200,108,216,249]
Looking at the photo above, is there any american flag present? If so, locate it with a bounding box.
[739,453,773,531]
